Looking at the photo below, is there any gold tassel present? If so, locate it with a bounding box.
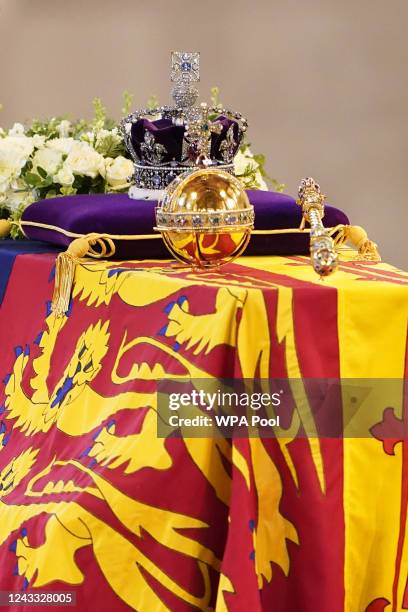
[357,240,381,261]
[333,224,381,261]
[346,225,381,261]
[348,225,381,261]
[51,237,96,317]
[0,219,11,239]
[51,251,77,317]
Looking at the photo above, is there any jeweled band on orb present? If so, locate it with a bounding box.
[155,206,255,233]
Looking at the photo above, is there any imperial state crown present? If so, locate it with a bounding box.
[121,51,248,193]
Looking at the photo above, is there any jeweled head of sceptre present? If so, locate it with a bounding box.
[296,177,338,277]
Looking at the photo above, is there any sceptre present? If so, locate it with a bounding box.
[296,177,338,277]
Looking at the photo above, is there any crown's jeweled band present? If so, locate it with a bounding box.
[297,177,338,277]
[132,160,234,190]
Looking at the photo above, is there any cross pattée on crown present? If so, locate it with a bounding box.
[171,52,222,163]
[185,103,222,162]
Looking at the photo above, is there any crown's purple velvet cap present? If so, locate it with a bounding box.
[21,190,349,260]
[130,115,240,164]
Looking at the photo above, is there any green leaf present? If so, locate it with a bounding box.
[146,94,159,111]
[210,86,221,108]
[270,179,286,193]
[122,90,134,116]
[9,203,26,240]
[72,175,84,190]
[252,153,265,166]
[60,186,77,196]
[92,97,107,130]
[25,172,42,187]
[36,166,47,179]
[0,205,10,220]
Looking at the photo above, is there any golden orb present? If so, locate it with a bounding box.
[155,168,254,268]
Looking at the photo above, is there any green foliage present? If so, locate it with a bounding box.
[92,97,107,131]
[269,178,285,193]
[94,130,125,158]
[252,153,285,192]
[0,205,9,220]
[146,94,159,111]
[60,186,77,196]
[9,205,25,239]
[210,86,221,108]
[121,90,134,116]
[71,119,88,138]
[27,117,63,138]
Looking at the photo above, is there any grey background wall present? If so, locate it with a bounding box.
[0,0,407,267]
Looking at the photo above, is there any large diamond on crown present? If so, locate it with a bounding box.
[171,51,200,82]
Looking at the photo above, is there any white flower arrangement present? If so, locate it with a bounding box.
[0,91,283,238]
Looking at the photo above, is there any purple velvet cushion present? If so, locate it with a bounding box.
[247,189,349,256]
[21,191,349,259]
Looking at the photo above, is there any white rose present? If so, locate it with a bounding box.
[46,137,75,155]
[3,186,35,211]
[0,136,34,164]
[32,147,63,176]
[104,156,133,188]
[8,122,25,137]
[32,134,46,149]
[234,149,257,176]
[0,136,34,191]
[58,120,71,138]
[54,163,75,186]
[0,174,10,194]
[65,142,104,178]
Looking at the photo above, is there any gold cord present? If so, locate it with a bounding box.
[1,219,381,318]
[20,220,161,241]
